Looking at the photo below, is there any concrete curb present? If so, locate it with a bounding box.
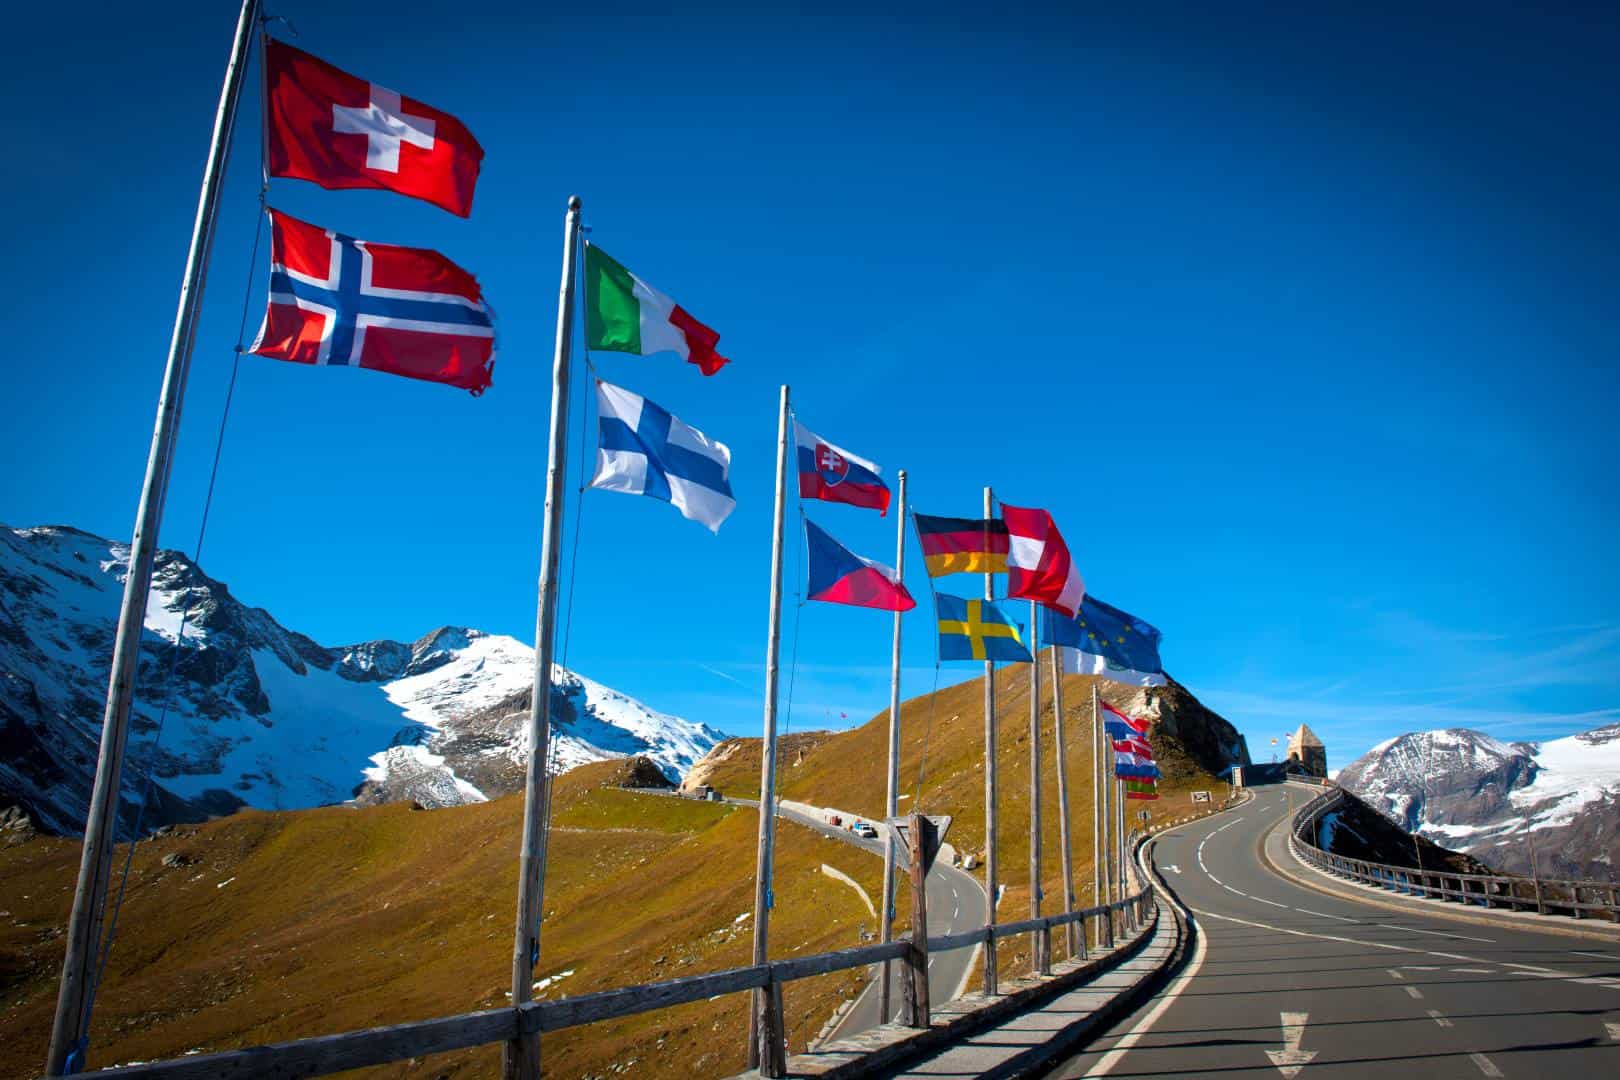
[1260,792,1620,943]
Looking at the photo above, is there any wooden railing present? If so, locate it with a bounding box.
[1288,786,1620,924]
[82,877,1157,1079]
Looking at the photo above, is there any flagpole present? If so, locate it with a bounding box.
[1091,682,1102,944]
[981,485,999,996]
[748,384,791,1076]
[878,469,907,1024]
[1028,601,1047,975]
[46,1,260,1071]
[503,194,582,1080]
[1049,646,1078,958]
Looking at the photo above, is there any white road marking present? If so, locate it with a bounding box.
[1470,1052,1504,1078]
[1450,967,1493,975]
[1605,1021,1620,1041]
[1251,896,1289,909]
[1194,909,1489,965]
[1378,923,1494,944]
[1504,962,1556,973]
[1404,985,1424,999]
[1387,968,1406,980]
[1263,1011,1316,1078]
[1572,951,1620,961]
[1428,1009,1453,1028]
[1295,907,1357,923]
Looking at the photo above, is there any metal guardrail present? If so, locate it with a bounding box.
[1288,786,1620,923]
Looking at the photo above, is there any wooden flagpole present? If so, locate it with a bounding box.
[878,469,907,1023]
[981,486,999,996]
[1049,646,1079,957]
[504,194,582,1080]
[46,1,261,1072]
[1028,601,1048,975]
[748,385,791,1076]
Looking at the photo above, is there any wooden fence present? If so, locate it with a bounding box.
[80,879,1156,1079]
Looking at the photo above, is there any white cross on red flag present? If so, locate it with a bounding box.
[265,39,484,218]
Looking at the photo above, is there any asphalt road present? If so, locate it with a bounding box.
[1050,782,1620,1079]
[718,793,990,1041]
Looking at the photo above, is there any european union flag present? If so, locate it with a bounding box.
[1042,595,1166,686]
[935,593,1031,663]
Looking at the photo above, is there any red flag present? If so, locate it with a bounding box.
[1001,504,1086,616]
[265,39,484,217]
[249,208,496,394]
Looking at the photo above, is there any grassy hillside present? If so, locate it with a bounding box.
[0,758,886,1079]
[686,657,1235,972]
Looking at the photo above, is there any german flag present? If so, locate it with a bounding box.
[913,513,1009,577]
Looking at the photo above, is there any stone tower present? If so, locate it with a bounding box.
[1286,723,1327,778]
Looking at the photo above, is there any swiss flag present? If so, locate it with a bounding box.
[265,38,484,217]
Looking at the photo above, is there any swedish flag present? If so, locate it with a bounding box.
[935,593,1031,662]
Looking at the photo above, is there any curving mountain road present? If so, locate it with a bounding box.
[721,795,989,1041]
[1051,782,1620,1079]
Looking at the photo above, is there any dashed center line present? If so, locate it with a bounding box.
[1378,923,1495,944]
[1295,907,1357,923]
[1404,985,1424,999]
[1470,1052,1504,1078]
[1387,968,1406,980]
[1572,951,1620,962]
[1428,1009,1453,1028]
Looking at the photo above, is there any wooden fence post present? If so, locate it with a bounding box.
[904,813,931,1028]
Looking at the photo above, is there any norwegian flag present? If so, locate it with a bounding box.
[265,38,484,217]
[249,208,496,394]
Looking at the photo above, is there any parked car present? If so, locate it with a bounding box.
[852,822,877,839]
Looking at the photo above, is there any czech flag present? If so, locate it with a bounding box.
[794,420,890,514]
[805,519,915,612]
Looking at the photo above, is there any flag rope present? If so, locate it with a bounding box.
[778,508,806,789]
[77,184,271,1068]
[560,221,595,667]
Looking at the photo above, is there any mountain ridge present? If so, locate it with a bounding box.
[0,523,726,836]
[1337,724,1620,879]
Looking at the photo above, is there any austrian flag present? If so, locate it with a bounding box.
[1001,504,1085,617]
[249,209,496,394]
[265,39,484,217]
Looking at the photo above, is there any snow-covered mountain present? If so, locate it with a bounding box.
[0,524,727,836]
[1337,726,1620,880]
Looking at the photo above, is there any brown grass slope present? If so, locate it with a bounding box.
[0,757,886,1080]
[684,657,1240,973]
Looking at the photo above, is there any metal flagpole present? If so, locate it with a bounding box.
[1101,695,1115,942]
[981,485,999,996]
[748,385,791,1076]
[46,1,261,1071]
[1049,645,1078,958]
[1028,601,1047,975]
[878,469,907,1023]
[504,194,582,1080]
[1095,683,1108,913]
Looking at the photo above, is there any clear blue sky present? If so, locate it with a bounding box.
[4,2,1618,771]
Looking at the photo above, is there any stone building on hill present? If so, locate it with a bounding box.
[1286,723,1328,778]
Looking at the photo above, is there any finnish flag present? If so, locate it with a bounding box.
[592,379,736,532]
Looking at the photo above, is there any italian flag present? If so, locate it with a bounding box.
[584,243,730,376]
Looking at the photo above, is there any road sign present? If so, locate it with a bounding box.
[1138,810,1151,822]
[888,814,953,875]
[1191,790,1212,803]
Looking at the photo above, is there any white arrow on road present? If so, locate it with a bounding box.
[1265,1011,1317,1078]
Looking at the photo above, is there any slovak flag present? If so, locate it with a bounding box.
[265,38,484,218]
[805,518,915,612]
[249,208,496,394]
[793,420,891,515]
